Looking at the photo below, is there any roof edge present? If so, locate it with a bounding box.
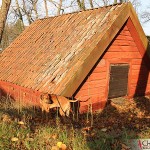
[128,2,150,58]
[128,2,148,50]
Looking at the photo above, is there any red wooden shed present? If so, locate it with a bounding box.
[0,2,150,113]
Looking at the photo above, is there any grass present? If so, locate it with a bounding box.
[0,96,150,150]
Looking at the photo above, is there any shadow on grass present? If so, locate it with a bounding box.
[79,97,150,150]
[0,95,150,150]
[134,96,150,116]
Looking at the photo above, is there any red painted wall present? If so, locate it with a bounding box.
[0,80,41,106]
[75,21,150,113]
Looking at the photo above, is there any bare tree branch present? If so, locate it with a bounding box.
[43,0,48,17]
[57,0,63,15]
[141,11,150,23]
[15,0,24,28]
[77,0,86,10]
[89,0,94,8]
[22,0,33,24]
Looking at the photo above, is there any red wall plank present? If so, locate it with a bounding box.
[104,52,141,59]
[109,46,138,52]
[0,80,41,106]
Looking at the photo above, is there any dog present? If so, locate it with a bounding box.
[40,93,53,112]
[40,93,89,117]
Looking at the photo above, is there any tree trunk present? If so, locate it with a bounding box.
[22,0,32,24]
[77,0,82,10]
[114,0,117,4]
[77,0,85,11]
[81,0,86,10]
[114,0,124,3]
[1,23,9,50]
[15,0,24,29]
[57,0,63,15]
[89,0,94,9]
[0,0,11,43]
[102,0,108,6]
[33,0,38,19]
[43,0,48,17]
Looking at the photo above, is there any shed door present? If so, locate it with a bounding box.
[108,64,129,98]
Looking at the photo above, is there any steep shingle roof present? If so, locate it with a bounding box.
[0,3,148,97]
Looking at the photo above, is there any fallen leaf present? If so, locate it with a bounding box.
[61,144,67,150]
[136,124,140,128]
[51,146,59,150]
[26,138,34,142]
[11,137,19,142]
[52,134,57,139]
[121,143,130,150]
[101,128,107,132]
[57,142,62,148]
[128,118,131,121]
[2,114,12,122]
[82,127,93,131]
[18,121,25,125]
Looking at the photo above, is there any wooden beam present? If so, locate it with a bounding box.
[128,2,149,53]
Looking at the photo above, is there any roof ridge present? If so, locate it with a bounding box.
[38,2,128,21]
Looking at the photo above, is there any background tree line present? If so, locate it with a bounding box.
[0,0,149,50]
